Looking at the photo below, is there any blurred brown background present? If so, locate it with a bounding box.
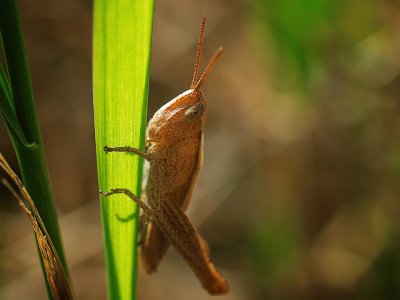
[2,0,400,299]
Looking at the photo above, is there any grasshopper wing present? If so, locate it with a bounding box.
[140,134,204,273]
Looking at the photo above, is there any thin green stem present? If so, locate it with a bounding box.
[0,0,70,298]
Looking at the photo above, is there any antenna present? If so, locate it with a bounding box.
[190,16,206,89]
[192,47,223,92]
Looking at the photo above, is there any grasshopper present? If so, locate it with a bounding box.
[102,16,229,295]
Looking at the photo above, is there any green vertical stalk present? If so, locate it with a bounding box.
[93,0,154,299]
[0,0,70,298]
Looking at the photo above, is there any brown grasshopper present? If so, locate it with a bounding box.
[102,16,228,294]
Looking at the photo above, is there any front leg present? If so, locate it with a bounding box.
[104,146,154,161]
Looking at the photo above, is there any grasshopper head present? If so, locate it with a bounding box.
[146,16,222,145]
[146,89,206,144]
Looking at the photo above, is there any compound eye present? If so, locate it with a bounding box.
[184,103,204,122]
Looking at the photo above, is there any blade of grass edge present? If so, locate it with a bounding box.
[0,65,32,146]
[93,1,154,299]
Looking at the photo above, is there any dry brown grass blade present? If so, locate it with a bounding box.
[0,153,74,300]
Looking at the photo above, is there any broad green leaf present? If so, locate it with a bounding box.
[93,0,154,299]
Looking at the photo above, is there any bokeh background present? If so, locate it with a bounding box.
[1,0,400,299]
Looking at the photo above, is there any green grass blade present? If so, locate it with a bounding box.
[93,1,154,299]
[0,0,71,298]
[0,65,32,146]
